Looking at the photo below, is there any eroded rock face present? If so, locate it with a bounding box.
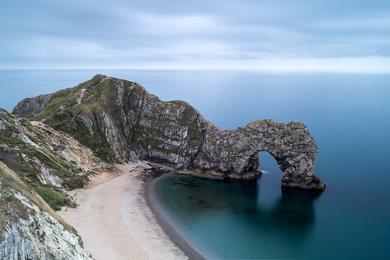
[0,108,103,209]
[0,162,91,260]
[13,74,325,190]
[192,120,323,190]
[13,94,53,118]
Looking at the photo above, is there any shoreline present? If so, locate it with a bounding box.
[59,163,187,260]
[144,174,208,260]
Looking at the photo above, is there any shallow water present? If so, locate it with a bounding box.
[1,70,390,259]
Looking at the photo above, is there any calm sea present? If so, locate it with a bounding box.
[1,70,390,259]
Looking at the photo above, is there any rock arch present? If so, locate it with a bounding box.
[192,120,325,190]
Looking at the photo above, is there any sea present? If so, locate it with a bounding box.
[1,69,389,259]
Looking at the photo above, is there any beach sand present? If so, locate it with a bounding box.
[59,163,187,260]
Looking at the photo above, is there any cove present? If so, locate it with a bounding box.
[151,152,389,259]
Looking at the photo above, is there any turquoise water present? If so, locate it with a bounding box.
[1,70,390,259]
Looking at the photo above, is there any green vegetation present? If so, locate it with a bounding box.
[0,162,77,237]
[34,88,78,121]
[32,78,126,163]
[65,174,88,190]
[35,186,71,210]
[10,75,207,183]
[0,163,51,222]
[45,111,115,163]
[22,147,88,188]
[0,132,25,147]
[0,109,89,211]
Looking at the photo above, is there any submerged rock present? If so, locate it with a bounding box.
[13,74,325,190]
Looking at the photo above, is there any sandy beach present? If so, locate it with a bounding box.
[59,163,187,260]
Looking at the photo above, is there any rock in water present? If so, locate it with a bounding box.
[13,74,325,190]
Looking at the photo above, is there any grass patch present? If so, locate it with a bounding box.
[35,186,69,211]
[65,174,88,190]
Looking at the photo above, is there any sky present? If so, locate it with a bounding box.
[1,0,390,72]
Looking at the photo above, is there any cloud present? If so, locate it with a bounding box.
[143,40,237,60]
[131,12,220,35]
[316,16,390,30]
[8,36,109,60]
[1,0,390,71]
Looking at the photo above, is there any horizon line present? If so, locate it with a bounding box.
[2,56,390,73]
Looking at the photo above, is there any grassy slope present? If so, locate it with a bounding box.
[0,110,90,210]
[34,77,121,163]
[13,75,208,167]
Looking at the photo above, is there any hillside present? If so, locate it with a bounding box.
[0,108,106,258]
[0,161,90,259]
[13,74,324,190]
[0,109,102,209]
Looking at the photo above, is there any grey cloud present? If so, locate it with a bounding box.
[1,0,390,70]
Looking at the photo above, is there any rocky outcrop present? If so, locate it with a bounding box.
[0,109,104,258]
[191,120,322,189]
[0,162,90,259]
[0,108,102,209]
[13,74,325,190]
[13,94,53,118]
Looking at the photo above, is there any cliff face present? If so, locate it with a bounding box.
[0,162,90,259]
[0,109,103,259]
[0,109,101,209]
[13,74,325,190]
[13,75,208,166]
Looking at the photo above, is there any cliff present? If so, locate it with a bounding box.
[0,109,102,209]
[13,74,325,190]
[0,162,90,259]
[0,108,104,259]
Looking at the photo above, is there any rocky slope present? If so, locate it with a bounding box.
[13,74,325,190]
[0,109,102,209]
[0,108,105,259]
[0,162,91,259]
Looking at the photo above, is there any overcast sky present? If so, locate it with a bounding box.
[1,0,390,71]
